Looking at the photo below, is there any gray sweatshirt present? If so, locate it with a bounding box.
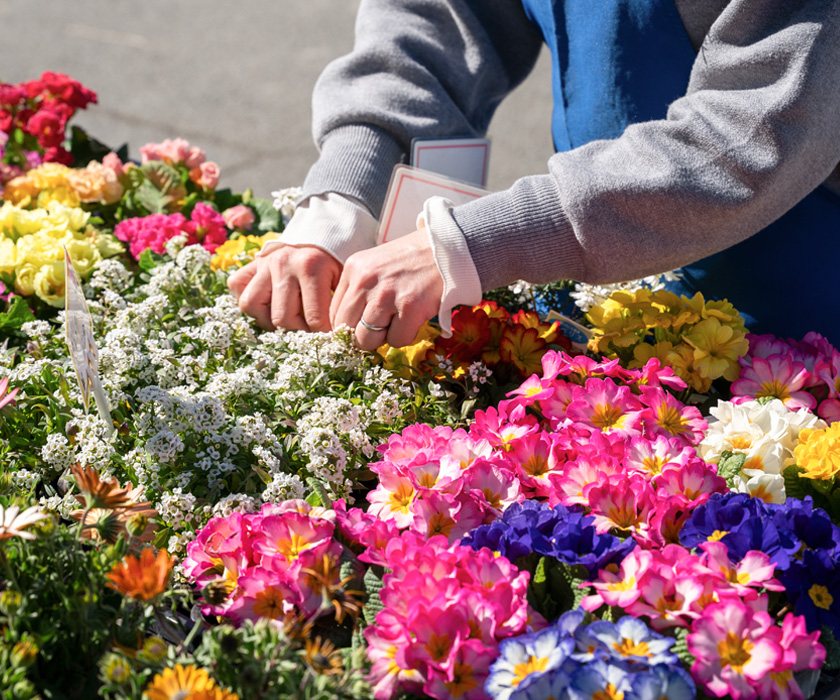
[300,0,840,292]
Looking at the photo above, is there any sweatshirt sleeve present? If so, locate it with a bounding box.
[453,0,840,291]
[301,0,544,219]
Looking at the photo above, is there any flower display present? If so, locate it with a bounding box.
[4,73,840,700]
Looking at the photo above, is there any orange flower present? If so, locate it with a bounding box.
[481,317,507,367]
[436,306,491,363]
[500,325,546,378]
[144,664,221,700]
[71,464,136,510]
[70,501,157,545]
[475,300,510,321]
[107,547,173,601]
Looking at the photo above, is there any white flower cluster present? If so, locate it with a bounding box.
[569,270,682,313]
[261,472,306,505]
[20,320,53,340]
[698,398,826,503]
[41,433,76,474]
[270,186,303,224]
[67,412,115,472]
[84,258,133,294]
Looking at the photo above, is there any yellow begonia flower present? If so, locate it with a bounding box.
[682,317,748,382]
[794,424,840,481]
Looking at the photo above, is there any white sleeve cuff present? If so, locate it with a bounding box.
[422,196,483,338]
[259,192,379,264]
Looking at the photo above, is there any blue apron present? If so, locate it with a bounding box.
[520,0,840,345]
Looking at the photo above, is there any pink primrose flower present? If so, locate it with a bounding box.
[582,546,650,611]
[367,470,419,529]
[182,512,253,589]
[422,639,494,700]
[624,435,697,477]
[403,600,471,677]
[627,571,705,630]
[411,491,484,543]
[470,402,539,451]
[507,431,566,497]
[140,137,193,165]
[586,472,657,536]
[463,458,523,517]
[225,567,300,624]
[631,357,688,391]
[547,452,623,508]
[365,625,426,700]
[687,598,785,700]
[653,459,727,507]
[565,377,644,437]
[638,385,707,445]
[731,355,816,411]
[0,377,20,410]
[506,374,556,407]
[537,380,577,428]
[698,541,784,595]
[250,511,334,572]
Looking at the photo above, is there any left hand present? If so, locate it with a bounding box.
[330,226,443,351]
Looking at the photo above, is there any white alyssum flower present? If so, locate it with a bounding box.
[271,186,303,224]
[261,472,306,504]
[41,433,76,472]
[21,320,52,339]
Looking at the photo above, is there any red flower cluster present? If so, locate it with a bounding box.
[0,71,97,165]
[425,301,574,380]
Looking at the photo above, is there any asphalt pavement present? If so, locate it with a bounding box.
[0,0,553,199]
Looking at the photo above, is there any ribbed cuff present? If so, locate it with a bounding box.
[423,197,483,338]
[268,193,378,264]
[302,124,407,219]
[451,176,583,291]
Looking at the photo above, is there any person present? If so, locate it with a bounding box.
[229,0,840,351]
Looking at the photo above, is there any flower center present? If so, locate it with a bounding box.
[388,484,415,514]
[523,454,550,477]
[253,587,285,619]
[809,584,834,610]
[717,632,753,671]
[276,533,313,562]
[591,403,625,431]
[614,638,650,658]
[593,683,624,700]
[445,661,478,698]
[707,530,729,542]
[758,379,791,402]
[656,405,687,435]
[512,655,549,686]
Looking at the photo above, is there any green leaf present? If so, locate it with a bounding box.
[67,125,126,167]
[362,567,385,627]
[717,450,746,488]
[138,249,166,272]
[821,626,840,671]
[671,626,693,666]
[250,197,282,233]
[305,477,331,508]
[783,464,810,501]
[0,296,36,333]
[133,179,170,215]
[213,188,242,212]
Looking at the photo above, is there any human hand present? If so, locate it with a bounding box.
[227,244,342,331]
[330,227,443,351]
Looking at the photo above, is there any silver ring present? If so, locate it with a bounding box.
[359,317,388,333]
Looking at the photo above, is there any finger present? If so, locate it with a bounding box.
[300,263,339,333]
[236,263,274,329]
[269,269,308,332]
[385,312,425,350]
[329,273,350,330]
[355,314,392,352]
[227,260,257,299]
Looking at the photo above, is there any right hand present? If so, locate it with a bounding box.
[227,244,342,332]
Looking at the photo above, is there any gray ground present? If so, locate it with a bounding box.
[1,0,554,199]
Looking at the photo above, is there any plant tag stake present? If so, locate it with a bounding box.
[64,247,113,436]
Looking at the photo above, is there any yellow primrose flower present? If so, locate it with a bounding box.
[210,232,281,271]
[0,236,16,275]
[630,340,675,369]
[666,344,713,394]
[683,317,748,381]
[794,423,840,481]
